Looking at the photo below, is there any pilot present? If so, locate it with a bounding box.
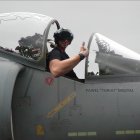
[47,28,89,79]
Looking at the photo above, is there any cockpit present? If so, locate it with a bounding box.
[0,12,60,70]
[86,33,140,78]
[0,12,59,61]
[1,12,140,80]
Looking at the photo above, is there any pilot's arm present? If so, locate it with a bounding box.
[49,46,89,77]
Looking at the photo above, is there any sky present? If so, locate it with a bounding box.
[0,1,140,78]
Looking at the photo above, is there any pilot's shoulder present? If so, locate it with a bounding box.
[49,47,61,55]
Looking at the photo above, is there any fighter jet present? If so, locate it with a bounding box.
[0,12,140,140]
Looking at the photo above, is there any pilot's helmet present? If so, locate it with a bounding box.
[53,28,74,44]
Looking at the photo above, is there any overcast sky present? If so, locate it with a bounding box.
[0,1,140,78]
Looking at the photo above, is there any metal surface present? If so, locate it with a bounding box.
[0,58,24,140]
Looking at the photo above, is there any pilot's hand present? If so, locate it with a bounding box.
[80,42,86,52]
[80,49,89,57]
[79,42,89,57]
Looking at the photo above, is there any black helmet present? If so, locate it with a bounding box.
[53,28,74,44]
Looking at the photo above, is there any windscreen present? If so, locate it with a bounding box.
[0,12,53,60]
[87,33,140,77]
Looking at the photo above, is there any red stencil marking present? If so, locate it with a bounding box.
[45,77,54,86]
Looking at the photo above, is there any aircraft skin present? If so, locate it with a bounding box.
[0,12,140,140]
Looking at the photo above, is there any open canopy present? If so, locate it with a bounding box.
[0,12,54,60]
[86,33,140,77]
